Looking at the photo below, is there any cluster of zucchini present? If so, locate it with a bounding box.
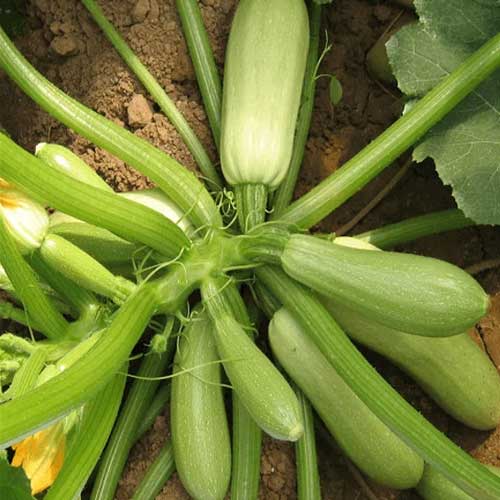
[1,0,500,499]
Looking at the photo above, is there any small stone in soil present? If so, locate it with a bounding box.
[50,35,78,57]
[132,0,150,24]
[127,94,153,128]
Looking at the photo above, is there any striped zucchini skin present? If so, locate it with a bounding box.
[269,307,424,489]
[325,299,500,430]
[220,0,309,188]
[171,310,231,500]
[281,234,489,337]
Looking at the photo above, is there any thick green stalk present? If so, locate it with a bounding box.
[176,0,222,147]
[90,350,172,500]
[295,388,321,500]
[226,281,262,500]
[0,134,190,258]
[45,372,127,500]
[0,285,156,449]
[272,3,322,216]
[0,214,69,340]
[355,209,474,249]
[231,394,262,500]
[0,27,221,230]
[6,348,46,399]
[81,0,223,190]
[276,33,500,228]
[235,183,268,232]
[153,232,248,314]
[131,440,175,500]
[256,266,500,499]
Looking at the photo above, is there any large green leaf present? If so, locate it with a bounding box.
[0,454,34,500]
[387,0,500,224]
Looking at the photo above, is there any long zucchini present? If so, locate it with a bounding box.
[280,233,489,336]
[325,298,500,430]
[202,277,303,441]
[269,307,424,489]
[221,0,309,227]
[170,308,231,500]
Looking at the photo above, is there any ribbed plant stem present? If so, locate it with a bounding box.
[0,27,221,230]
[45,372,127,500]
[0,285,156,449]
[295,387,321,500]
[276,33,500,229]
[131,440,175,500]
[81,0,223,190]
[355,208,474,249]
[235,183,268,232]
[273,3,322,216]
[90,350,171,500]
[176,0,223,148]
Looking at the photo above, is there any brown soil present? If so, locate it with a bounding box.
[2,0,500,499]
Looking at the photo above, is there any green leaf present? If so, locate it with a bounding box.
[0,455,34,500]
[312,0,333,4]
[387,0,500,224]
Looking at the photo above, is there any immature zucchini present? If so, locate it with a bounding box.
[212,312,302,441]
[170,309,231,500]
[324,298,500,430]
[280,234,489,336]
[221,0,309,226]
[202,278,303,441]
[269,307,424,489]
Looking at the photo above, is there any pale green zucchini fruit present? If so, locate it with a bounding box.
[281,234,489,336]
[324,298,500,431]
[220,0,309,189]
[171,310,231,500]
[269,307,424,489]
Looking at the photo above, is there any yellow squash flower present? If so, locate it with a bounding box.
[11,421,66,495]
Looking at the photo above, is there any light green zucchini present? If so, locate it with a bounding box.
[221,0,309,190]
[280,234,489,337]
[324,298,500,430]
[269,307,424,489]
[417,464,500,499]
[170,308,231,500]
[202,278,303,441]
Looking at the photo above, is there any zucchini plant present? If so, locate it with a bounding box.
[0,0,499,499]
